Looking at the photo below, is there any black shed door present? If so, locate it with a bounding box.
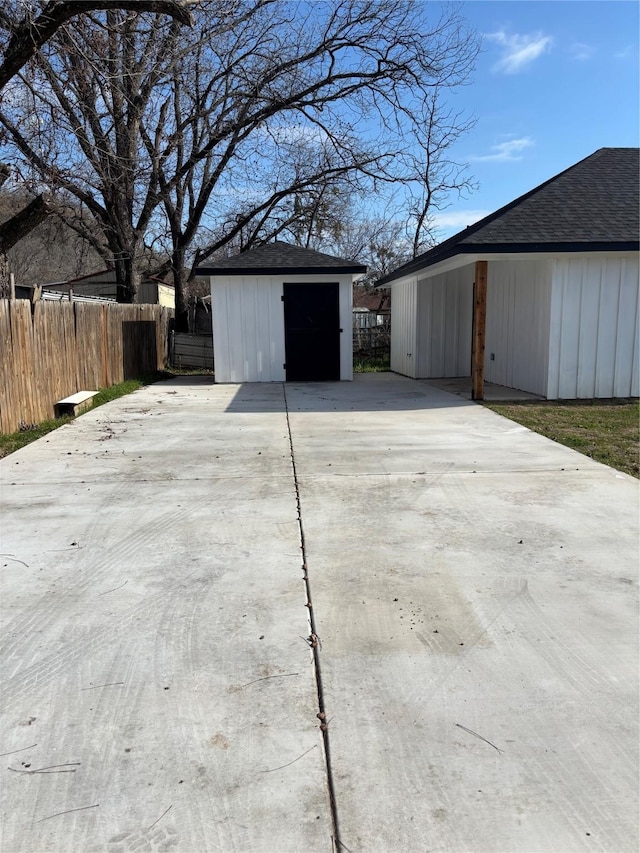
[283,283,340,381]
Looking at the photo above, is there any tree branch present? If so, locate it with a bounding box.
[0,1,192,90]
[0,194,51,251]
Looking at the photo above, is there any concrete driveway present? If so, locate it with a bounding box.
[1,374,637,853]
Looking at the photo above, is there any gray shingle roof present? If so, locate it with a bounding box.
[378,148,639,285]
[196,241,366,275]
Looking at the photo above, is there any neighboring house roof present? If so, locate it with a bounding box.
[378,147,640,286]
[42,269,175,288]
[64,268,115,285]
[195,240,367,275]
[353,285,390,311]
[41,269,116,288]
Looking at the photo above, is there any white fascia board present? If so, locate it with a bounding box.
[213,273,354,284]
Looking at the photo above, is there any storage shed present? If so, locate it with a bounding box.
[196,242,366,382]
[377,148,639,399]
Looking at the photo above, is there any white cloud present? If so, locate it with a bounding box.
[485,30,553,73]
[470,137,534,163]
[615,44,637,60]
[569,42,595,61]
[432,210,491,231]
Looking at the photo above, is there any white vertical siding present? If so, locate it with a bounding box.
[484,259,552,396]
[547,255,639,398]
[415,265,473,377]
[211,274,354,383]
[390,279,418,377]
[338,279,354,380]
[211,276,285,382]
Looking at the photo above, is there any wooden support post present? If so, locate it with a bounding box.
[471,260,487,401]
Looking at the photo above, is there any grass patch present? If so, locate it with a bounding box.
[354,357,390,373]
[485,399,639,478]
[90,378,147,407]
[0,374,161,460]
[0,415,75,458]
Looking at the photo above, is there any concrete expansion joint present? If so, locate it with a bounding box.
[282,384,343,853]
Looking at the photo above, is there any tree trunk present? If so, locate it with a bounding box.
[172,249,188,332]
[113,253,139,302]
[0,252,10,299]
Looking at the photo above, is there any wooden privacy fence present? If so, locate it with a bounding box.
[0,300,173,433]
[171,332,214,370]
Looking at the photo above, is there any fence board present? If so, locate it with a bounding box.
[0,301,173,433]
[123,318,157,378]
[157,306,172,369]
[106,305,125,385]
[75,302,104,390]
[171,333,214,370]
[31,301,50,423]
[13,300,37,427]
[0,302,16,433]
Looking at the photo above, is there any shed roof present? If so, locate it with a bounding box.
[378,147,640,285]
[195,240,366,275]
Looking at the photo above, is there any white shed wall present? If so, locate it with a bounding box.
[339,280,354,381]
[211,274,353,383]
[484,259,552,396]
[415,265,473,377]
[390,279,418,377]
[211,277,285,382]
[547,255,639,399]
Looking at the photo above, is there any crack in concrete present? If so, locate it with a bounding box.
[282,384,342,853]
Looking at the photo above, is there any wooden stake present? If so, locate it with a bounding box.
[471,260,487,401]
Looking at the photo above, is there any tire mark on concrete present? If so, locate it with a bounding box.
[0,488,229,672]
[1,568,214,707]
[517,586,626,697]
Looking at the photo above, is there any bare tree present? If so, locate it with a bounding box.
[0,0,192,297]
[0,1,192,90]
[1,1,479,320]
[403,93,477,257]
[280,196,412,287]
[144,1,479,326]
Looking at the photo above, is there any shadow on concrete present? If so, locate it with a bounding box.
[154,374,216,388]
[223,373,474,414]
[421,376,544,402]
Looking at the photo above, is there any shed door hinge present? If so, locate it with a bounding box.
[281,294,285,301]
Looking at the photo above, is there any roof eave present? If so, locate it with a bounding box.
[196,265,367,276]
[376,240,640,286]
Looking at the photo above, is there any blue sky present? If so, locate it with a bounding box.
[431,0,639,237]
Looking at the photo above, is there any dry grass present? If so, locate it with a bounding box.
[0,378,149,459]
[485,399,639,478]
